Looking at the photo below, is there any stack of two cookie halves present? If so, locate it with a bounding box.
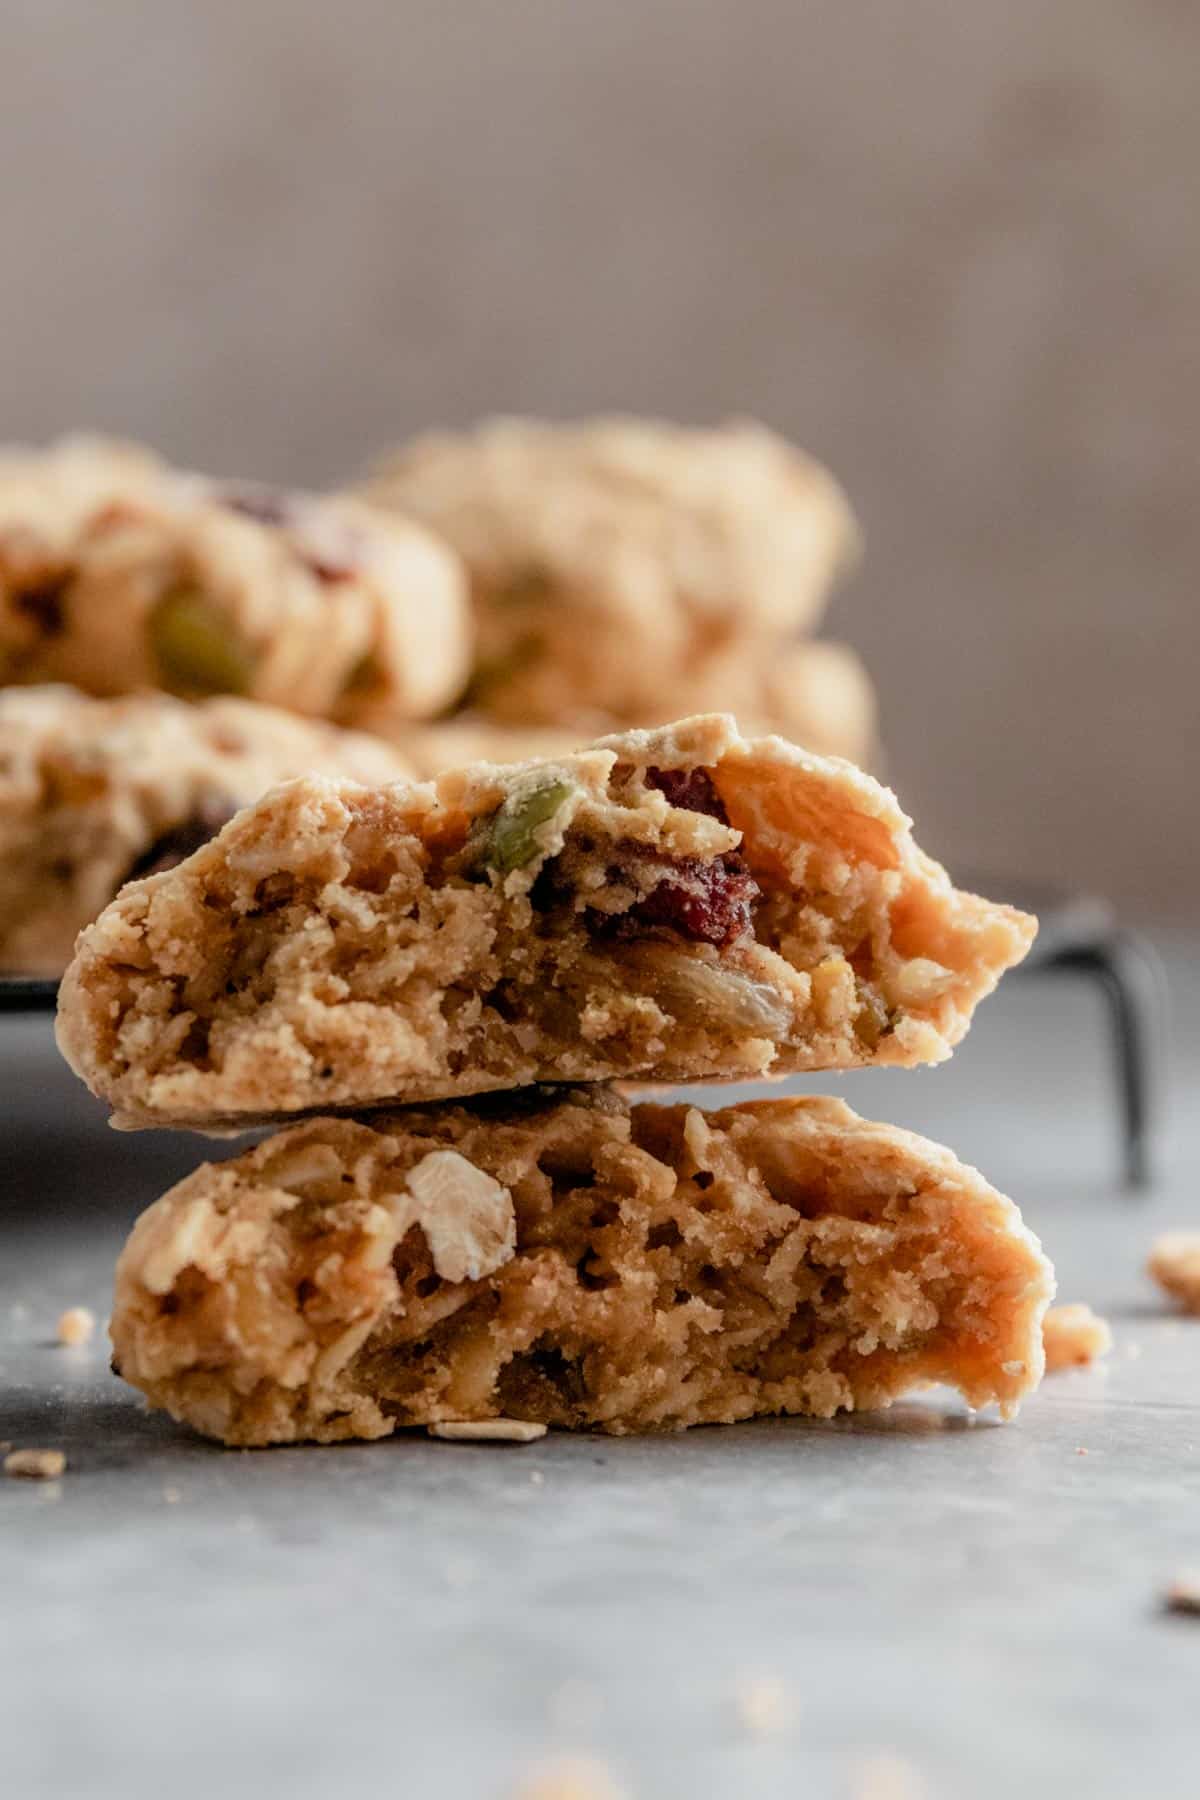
[56,713,1054,1448]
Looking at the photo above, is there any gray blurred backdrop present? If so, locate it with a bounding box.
[3,1,1196,919]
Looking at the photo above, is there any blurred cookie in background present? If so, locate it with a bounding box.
[359,415,860,728]
[0,685,411,976]
[394,635,876,778]
[0,436,472,733]
[391,714,592,779]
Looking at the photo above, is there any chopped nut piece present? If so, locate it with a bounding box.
[56,1305,96,1347]
[430,1418,547,1443]
[1148,1232,1200,1312]
[512,1757,626,1800]
[5,1448,66,1479]
[1042,1303,1113,1372]
[1165,1574,1200,1616]
[400,1150,516,1283]
[486,775,577,873]
[734,1674,793,1735]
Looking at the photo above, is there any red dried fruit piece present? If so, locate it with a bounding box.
[218,484,297,530]
[644,764,730,823]
[219,485,361,583]
[632,854,758,947]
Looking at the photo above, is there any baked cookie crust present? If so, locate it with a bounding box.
[0,685,409,975]
[58,714,1035,1129]
[360,416,859,726]
[0,436,471,728]
[109,1090,1053,1446]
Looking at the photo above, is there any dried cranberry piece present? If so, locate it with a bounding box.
[631,854,758,947]
[218,484,296,529]
[219,484,362,583]
[644,764,729,824]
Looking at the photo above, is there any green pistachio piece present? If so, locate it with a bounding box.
[486,777,576,874]
[150,586,255,695]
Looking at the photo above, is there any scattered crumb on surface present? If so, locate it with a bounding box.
[733,1673,793,1736]
[56,1306,96,1347]
[163,1486,182,1504]
[430,1419,548,1443]
[512,1755,626,1799]
[4,1448,66,1480]
[1125,1343,1143,1360]
[1076,1447,1089,1457]
[1148,1233,1200,1313]
[853,1751,926,1800]
[1043,1303,1113,1372]
[1164,1574,1200,1617]
[530,1469,545,1486]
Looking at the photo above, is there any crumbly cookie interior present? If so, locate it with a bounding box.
[59,726,1034,1126]
[109,1093,1052,1446]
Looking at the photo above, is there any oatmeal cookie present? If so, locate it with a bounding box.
[360,416,858,726]
[108,1090,1053,1445]
[0,685,409,975]
[0,436,471,728]
[58,714,1035,1130]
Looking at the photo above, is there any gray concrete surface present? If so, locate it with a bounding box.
[2,937,1199,1798]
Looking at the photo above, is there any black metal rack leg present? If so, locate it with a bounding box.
[1041,932,1165,1191]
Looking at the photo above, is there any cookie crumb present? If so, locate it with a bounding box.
[56,1305,96,1347]
[1164,1573,1200,1616]
[430,1418,547,1443]
[5,1448,66,1480]
[1043,1303,1113,1372]
[733,1673,792,1735]
[530,1468,545,1486]
[512,1756,625,1800]
[163,1486,182,1504]
[1148,1233,1200,1312]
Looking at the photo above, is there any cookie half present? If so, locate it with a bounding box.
[0,685,410,975]
[58,714,1035,1129]
[360,415,859,725]
[0,436,471,727]
[108,1090,1053,1446]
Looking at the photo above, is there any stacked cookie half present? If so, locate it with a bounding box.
[57,713,1054,1445]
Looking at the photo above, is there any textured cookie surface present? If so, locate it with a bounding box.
[58,714,1035,1128]
[109,1091,1053,1445]
[0,685,410,974]
[0,435,471,727]
[361,416,859,726]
